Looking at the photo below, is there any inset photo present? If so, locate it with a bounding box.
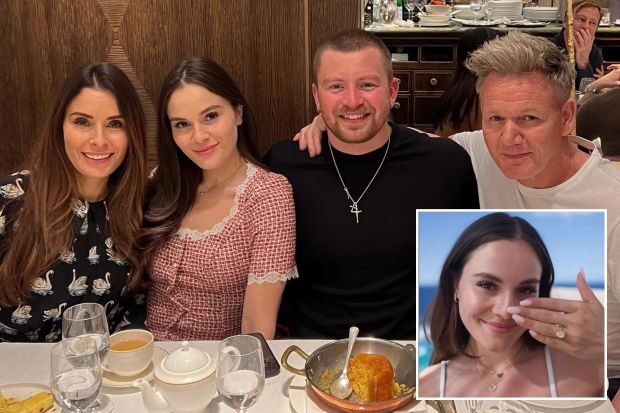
[416,210,606,399]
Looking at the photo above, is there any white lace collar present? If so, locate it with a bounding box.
[176,162,256,240]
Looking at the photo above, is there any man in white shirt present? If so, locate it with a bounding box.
[453,30,619,399]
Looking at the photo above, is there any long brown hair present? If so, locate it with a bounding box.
[0,62,147,307]
[424,213,555,365]
[137,57,261,270]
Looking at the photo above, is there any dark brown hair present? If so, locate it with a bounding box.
[0,62,147,306]
[424,213,555,365]
[313,29,393,82]
[137,57,261,269]
[433,28,501,133]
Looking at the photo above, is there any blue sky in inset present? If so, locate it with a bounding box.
[417,210,606,287]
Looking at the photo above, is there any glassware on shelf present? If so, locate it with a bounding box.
[404,0,416,21]
[470,0,483,22]
[380,0,398,24]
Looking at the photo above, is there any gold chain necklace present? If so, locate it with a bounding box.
[198,161,244,196]
[474,345,525,392]
[327,137,390,224]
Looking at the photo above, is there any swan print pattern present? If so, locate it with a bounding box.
[0,172,138,342]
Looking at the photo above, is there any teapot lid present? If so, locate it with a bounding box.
[155,341,215,384]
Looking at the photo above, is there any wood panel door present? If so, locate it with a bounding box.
[0,0,316,174]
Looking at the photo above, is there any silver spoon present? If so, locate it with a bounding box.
[329,326,359,399]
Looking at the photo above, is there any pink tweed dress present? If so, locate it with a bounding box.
[146,164,297,340]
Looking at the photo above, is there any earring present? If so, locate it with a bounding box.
[453,293,458,303]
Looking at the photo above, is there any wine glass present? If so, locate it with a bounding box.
[404,0,415,21]
[470,0,483,22]
[62,303,112,413]
[217,335,265,413]
[578,77,595,100]
[51,336,102,412]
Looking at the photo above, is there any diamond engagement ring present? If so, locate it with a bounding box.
[555,326,566,339]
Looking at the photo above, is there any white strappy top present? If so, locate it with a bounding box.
[439,345,558,397]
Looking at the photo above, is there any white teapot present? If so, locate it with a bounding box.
[134,341,216,413]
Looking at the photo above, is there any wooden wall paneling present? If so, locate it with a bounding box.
[253,1,308,149]
[0,0,361,175]
[122,0,307,159]
[0,0,111,175]
[307,0,361,116]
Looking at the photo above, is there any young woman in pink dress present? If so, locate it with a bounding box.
[139,57,296,340]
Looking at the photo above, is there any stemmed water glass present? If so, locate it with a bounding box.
[51,336,102,412]
[62,303,112,412]
[404,0,416,21]
[470,0,483,22]
[578,77,595,100]
[217,335,265,413]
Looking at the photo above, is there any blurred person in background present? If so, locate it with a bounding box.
[434,27,500,137]
[551,0,604,88]
[0,62,148,342]
[139,57,296,341]
[577,64,620,161]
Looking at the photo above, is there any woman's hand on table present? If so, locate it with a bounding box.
[591,65,620,90]
[507,269,604,361]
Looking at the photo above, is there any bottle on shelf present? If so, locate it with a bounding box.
[397,0,403,20]
[364,0,374,26]
[373,0,381,22]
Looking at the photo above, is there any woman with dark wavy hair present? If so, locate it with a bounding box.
[0,62,148,342]
[419,213,603,397]
[139,57,296,340]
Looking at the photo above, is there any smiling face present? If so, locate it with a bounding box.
[312,47,399,153]
[63,87,128,199]
[480,71,576,188]
[455,239,542,355]
[166,83,243,172]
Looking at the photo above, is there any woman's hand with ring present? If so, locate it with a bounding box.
[506,269,603,361]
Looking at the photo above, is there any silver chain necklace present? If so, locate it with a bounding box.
[327,137,390,224]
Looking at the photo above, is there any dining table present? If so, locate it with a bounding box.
[0,339,615,413]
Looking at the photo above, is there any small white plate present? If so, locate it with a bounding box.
[419,21,452,26]
[287,376,423,413]
[2,382,59,412]
[453,18,501,25]
[102,362,154,388]
[505,20,548,26]
[524,399,601,408]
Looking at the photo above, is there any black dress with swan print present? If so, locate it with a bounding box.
[0,172,146,342]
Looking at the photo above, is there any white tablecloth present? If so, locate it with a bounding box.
[0,340,615,413]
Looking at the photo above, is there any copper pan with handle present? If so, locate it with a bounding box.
[281,337,417,413]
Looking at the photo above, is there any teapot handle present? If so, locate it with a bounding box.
[219,345,242,371]
[220,345,242,357]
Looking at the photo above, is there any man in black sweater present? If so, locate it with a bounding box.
[264,29,479,340]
